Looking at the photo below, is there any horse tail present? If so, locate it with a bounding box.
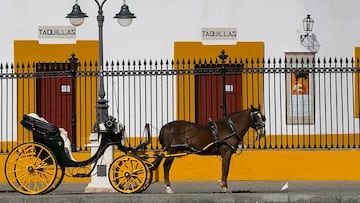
[158,124,166,147]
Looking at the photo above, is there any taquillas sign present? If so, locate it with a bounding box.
[201,28,237,40]
[38,26,76,39]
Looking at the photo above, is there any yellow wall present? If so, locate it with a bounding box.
[2,149,360,183]
[14,40,98,149]
[174,41,264,121]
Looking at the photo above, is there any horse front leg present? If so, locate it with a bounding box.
[220,150,233,193]
[163,157,174,193]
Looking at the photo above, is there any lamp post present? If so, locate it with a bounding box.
[66,0,136,132]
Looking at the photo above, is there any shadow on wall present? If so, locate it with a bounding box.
[301,33,320,53]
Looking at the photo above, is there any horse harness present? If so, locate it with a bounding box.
[207,114,243,152]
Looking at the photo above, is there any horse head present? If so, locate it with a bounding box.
[250,105,266,140]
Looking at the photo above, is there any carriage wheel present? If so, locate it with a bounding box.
[108,154,147,194]
[137,164,153,193]
[42,165,65,194]
[5,142,58,195]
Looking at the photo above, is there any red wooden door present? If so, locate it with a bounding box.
[36,63,74,141]
[195,64,242,123]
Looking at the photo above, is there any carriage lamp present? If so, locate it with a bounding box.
[300,14,314,42]
[66,0,136,132]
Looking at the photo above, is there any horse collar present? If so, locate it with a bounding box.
[207,119,219,143]
[223,114,243,142]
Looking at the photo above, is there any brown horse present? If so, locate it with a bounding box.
[159,105,266,193]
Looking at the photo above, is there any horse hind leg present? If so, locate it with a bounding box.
[163,157,175,194]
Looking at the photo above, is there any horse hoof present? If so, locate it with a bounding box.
[165,186,174,194]
[220,187,227,193]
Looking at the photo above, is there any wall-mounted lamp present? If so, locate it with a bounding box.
[300,14,314,42]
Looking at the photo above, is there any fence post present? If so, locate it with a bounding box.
[218,49,228,116]
[68,53,77,151]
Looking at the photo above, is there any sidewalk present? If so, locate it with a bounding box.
[1,181,360,203]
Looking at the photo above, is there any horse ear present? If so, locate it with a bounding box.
[251,104,254,110]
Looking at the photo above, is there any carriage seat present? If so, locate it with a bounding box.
[21,113,76,161]
[21,113,59,136]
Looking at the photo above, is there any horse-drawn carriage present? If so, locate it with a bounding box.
[5,105,265,195]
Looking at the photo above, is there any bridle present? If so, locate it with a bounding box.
[250,110,266,130]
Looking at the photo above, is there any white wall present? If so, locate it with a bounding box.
[2,0,360,62]
[1,0,360,140]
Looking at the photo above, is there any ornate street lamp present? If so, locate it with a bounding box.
[300,14,314,42]
[66,0,136,132]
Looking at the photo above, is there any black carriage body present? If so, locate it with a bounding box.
[20,114,125,167]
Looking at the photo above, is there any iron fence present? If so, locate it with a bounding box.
[1,54,360,153]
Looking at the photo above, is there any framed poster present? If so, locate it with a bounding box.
[285,52,315,124]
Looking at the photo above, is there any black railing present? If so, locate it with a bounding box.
[1,55,360,153]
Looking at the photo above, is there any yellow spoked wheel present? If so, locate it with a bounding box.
[5,142,58,195]
[109,155,147,194]
[42,165,64,194]
[137,164,153,193]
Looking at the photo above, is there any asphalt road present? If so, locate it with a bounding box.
[1,181,360,203]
